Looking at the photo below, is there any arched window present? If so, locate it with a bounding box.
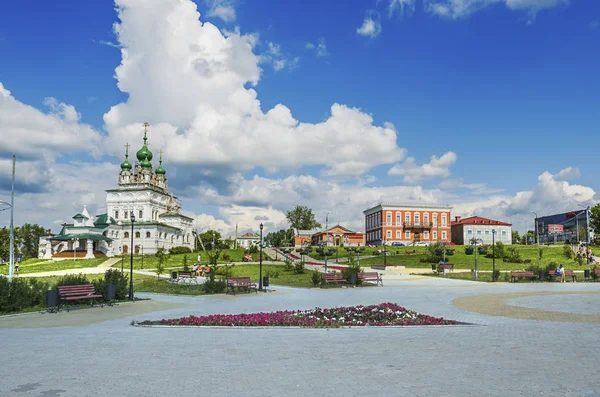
[171,236,174,243]
[122,245,128,254]
[146,232,151,238]
[124,232,129,238]
[135,245,140,254]
[139,210,143,219]
[135,231,140,238]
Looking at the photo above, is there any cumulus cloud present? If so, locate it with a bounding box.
[104,0,405,183]
[357,12,382,38]
[388,152,457,183]
[261,41,299,71]
[553,166,581,181]
[425,0,570,19]
[438,178,504,195]
[206,0,236,22]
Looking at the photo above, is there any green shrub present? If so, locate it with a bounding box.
[169,246,192,255]
[504,247,523,263]
[342,262,362,285]
[222,253,231,262]
[0,277,51,314]
[310,269,322,286]
[562,245,572,259]
[265,270,279,279]
[55,273,91,287]
[182,255,189,272]
[202,279,226,294]
[283,258,294,272]
[93,269,129,301]
[293,261,305,274]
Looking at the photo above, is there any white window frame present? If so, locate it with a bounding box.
[433,231,438,240]
[386,212,392,226]
[405,212,411,225]
[424,213,429,225]
[442,231,447,240]
[414,213,420,226]
[396,230,401,239]
[442,214,447,226]
[396,213,401,226]
[477,230,482,237]
[485,230,490,236]
[405,230,410,239]
[432,213,438,226]
[467,229,473,236]
[386,230,392,239]
[424,231,429,239]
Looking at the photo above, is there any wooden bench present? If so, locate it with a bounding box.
[358,271,383,286]
[57,284,103,312]
[548,270,576,282]
[176,271,198,284]
[510,271,537,283]
[226,277,257,295]
[321,272,347,288]
[437,263,454,272]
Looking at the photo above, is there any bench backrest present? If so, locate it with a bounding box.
[549,270,573,276]
[179,271,193,277]
[595,268,600,275]
[57,284,96,296]
[227,277,252,284]
[439,263,453,267]
[322,273,343,280]
[511,271,535,276]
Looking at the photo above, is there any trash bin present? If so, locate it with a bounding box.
[431,264,436,271]
[105,284,116,300]
[171,271,178,280]
[46,289,59,309]
[584,269,591,279]
[539,270,545,281]
[263,277,269,287]
[349,273,357,285]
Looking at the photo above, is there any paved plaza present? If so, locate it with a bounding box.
[1,276,600,396]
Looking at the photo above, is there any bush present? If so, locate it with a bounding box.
[504,247,523,263]
[342,262,362,285]
[202,279,226,294]
[283,258,294,272]
[93,269,129,301]
[265,270,279,279]
[293,261,305,274]
[563,245,573,259]
[222,253,231,263]
[182,254,189,272]
[169,246,192,255]
[310,269,322,286]
[0,277,51,314]
[56,273,91,287]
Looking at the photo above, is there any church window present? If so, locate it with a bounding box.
[135,232,140,238]
[146,232,151,238]
[139,210,143,219]
[171,236,174,243]
[114,211,119,219]
[124,232,129,238]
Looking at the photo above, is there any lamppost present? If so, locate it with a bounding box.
[531,211,538,245]
[383,238,387,266]
[471,238,483,280]
[141,245,144,270]
[324,212,330,272]
[0,199,14,282]
[72,237,79,262]
[259,223,264,291]
[129,214,135,301]
[492,229,496,282]
[120,246,124,272]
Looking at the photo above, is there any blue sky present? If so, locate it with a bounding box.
[0,0,598,234]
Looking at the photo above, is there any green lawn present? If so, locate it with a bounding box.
[359,245,591,271]
[0,257,108,275]
[111,248,269,271]
[221,264,314,288]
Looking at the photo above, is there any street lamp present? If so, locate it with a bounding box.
[129,214,135,301]
[120,246,124,272]
[72,237,79,262]
[0,199,15,282]
[383,238,387,266]
[492,229,496,282]
[324,212,330,273]
[531,211,538,245]
[471,238,483,280]
[259,223,264,292]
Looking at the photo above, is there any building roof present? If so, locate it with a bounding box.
[313,225,358,235]
[94,213,117,228]
[50,233,113,242]
[451,216,511,227]
[363,202,453,214]
[72,213,89,220]
[296,229,317,236]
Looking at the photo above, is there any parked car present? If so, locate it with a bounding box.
[414,242,429,247]
[392,242,405,246]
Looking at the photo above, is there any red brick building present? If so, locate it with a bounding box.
[363,203,452,246]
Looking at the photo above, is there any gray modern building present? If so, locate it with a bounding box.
[534,209,592,244]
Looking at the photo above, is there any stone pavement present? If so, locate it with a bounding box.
[1,277,600,396]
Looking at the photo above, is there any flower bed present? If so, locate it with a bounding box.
[139,302,459,327]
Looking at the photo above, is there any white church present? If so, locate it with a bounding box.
[39,124,195,259]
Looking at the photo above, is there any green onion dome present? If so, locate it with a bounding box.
[136,129,153,162]
[120,157,132,171]
[155,161,166,175]
[140,155,152,170]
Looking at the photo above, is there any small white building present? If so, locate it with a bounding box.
[450,216,512,245]
[236,232,261,249]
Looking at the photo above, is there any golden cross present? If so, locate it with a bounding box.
[159,149,163,162]
[124,142,130,156]
[143,121,150,131]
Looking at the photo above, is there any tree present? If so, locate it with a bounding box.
[199,230,223,250]
[511,230,520,244]
[285,205,321,231]
[205,249,221,282]
[265,229,289,247]
[590,204,600,235]
[155,248,166,279]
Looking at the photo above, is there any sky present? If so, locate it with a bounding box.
[0,0,598,237]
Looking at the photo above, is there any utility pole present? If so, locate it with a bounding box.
[324,212,329,273]
[235,222,239,249]
[586,206,591,245]
[9,155,15,282]
[531,211,538,245]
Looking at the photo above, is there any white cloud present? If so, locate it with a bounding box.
[388,0,416,18]
[0,82,102,161]
[425,0,570,19]
[261,41,299,71]
[438,178,504,195]
[306,37,329,57]
[206,0,236,22]
[357,13,382,38]
[553,166,581,181]
[388,151,457,183]
[103,0,405,180]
